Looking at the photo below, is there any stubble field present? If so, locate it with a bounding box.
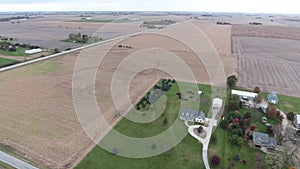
[233,36,300,97]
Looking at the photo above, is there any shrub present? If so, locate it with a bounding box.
[197,126,203,133]
[211,155,221,165]
[235,153,241,161]
[163,117,168,125]
[211,134,217,144]
[250,125,257,131]
[220,119,228,129]
[244,112,252,119]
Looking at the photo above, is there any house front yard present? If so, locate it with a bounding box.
[209,126,265,169]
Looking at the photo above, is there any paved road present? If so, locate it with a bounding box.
[0,19,183,73]
[0,151,38,169]
[0,30,148,73]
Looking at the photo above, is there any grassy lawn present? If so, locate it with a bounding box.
[76,135,204,169]
[0,58,19,67]
[238,108,279,133]
[115,81,211,138]
[76,81,211,169]
[209,127,265,169]
[277,94,300,113]
[0,48,28,57]
[0,161,15,169]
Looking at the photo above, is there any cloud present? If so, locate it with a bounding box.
[0,0,299,13]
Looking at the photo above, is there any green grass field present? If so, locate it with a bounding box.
[277,94,300,113]
[0,48,29,57]
[76,136,205,169]
[76,81,211,169]
[77,83,297,169]
[0,161,15,169]
[0,58,19,66]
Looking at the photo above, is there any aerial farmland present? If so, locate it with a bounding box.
[0,9,299,169]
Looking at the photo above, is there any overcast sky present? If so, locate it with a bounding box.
[0,0,299,14]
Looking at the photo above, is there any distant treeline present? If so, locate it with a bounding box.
[249,22,262,25]
[143,20,176,26]
[0,16,29,22]
[216,21,231,25]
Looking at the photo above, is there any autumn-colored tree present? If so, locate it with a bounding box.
[287,112,294,121]
[256,93,264,103]
[233,118,240,123]
[234,110,240,115]
[211,155,221,165]
[242,118,249,127]
[250,125,257,131]
[268,105,279,119]
[254,86,261,93]
[289,166,297,169]
[243,135,249,142]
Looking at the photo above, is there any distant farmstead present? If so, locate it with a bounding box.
[179,108,206,123]
[25,48,42,55]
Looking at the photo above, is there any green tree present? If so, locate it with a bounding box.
[197,126,203,133]
[163,117,168,125]
[227,75,238,88]
[237,137,243,147]
[228,94,240,111]
[220,119,228,130]
[53,48,60,53]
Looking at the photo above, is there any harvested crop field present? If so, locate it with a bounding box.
[0,15,142,51]
[233,36,300,97]
[0,22,232,168]
[232,25,300,40]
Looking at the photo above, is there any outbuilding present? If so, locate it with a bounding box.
[25,48,42,55]
[293,114,300,129]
